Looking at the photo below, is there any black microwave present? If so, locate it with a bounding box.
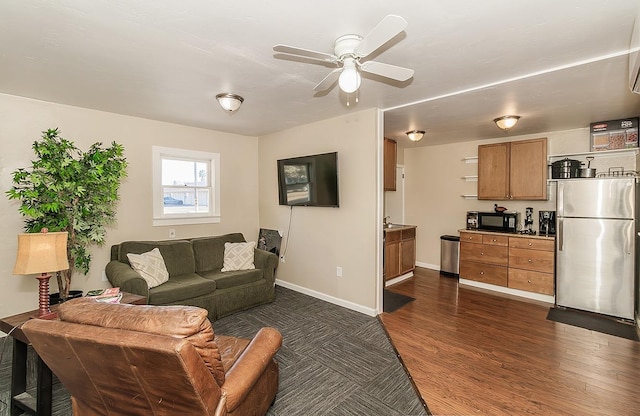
[466,211,520,233]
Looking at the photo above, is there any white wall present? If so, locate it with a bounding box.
[403,129,638,269]
[258,108,381,314]
[0,93,260,318]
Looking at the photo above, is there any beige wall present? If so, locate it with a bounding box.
[258,108,381,314]
[0,93,260,318]
[402,129,638,269]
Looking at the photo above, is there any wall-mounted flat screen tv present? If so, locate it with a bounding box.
[277,152,339,207]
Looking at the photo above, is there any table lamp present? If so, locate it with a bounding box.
[13,229,69,319]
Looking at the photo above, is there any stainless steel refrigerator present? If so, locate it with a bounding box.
[556,177,636,320]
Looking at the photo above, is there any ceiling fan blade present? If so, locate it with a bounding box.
[354,15,408,58]
[359,61,414,81]
[313,68,341,91]
[273,44,338,63]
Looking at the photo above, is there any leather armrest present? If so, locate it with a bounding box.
[105,260,149,299]
[221,327,282,411]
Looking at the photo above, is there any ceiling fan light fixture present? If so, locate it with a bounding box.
[216,93,244,112]
[406,130,425,142]
[494,115,520,132]
[338,58,361,93]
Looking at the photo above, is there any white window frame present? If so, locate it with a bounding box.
[152,146,221,226]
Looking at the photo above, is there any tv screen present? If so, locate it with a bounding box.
[277,152,339,207]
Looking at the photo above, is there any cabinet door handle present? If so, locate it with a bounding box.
[492,239,497,242]
[480,271,484,275]
[527,280,532,283]
[480,252,484,256]
[528,259,532,263]
[528,242,532,246]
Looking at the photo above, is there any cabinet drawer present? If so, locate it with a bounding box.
[460,262,508,286]
[460,232,481,244]
[461,242,508,266]
[508,268,554,295]
[508,247,554,273]
[482,234,509,247]
[385,230,401,243]
[509,237,554,252]
[401,227,416,240]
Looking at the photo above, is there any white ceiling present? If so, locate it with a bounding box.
[2,0,640,147]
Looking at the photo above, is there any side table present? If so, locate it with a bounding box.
[0,292,146,416]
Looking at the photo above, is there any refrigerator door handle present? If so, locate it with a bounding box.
[557,182,564,217]
[558,217,563,252]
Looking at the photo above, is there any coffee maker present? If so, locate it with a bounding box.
[539,210,556,236]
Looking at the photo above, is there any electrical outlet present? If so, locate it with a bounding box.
[280,256,285,263]
[169,228,176,238]
[336,266,343,277]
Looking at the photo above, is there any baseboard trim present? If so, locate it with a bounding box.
[416,261,439,271]
[275,279,377,317]
[385,272,413,287]
[459,278,555,304]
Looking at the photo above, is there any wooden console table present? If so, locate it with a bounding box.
[0,292,146,416]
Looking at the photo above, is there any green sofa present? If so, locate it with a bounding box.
[105,233,278,320]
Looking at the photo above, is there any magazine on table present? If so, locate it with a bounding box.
[85,287,122,303]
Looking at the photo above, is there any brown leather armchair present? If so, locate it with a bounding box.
[21,298,281,416]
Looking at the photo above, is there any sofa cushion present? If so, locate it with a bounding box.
[117,240,196,277]
[126,248,169,288]
[221,241,256,272]
[58,298,226,386]
[200,269,263,290]
[191,233,246,273]
[148,273,217,305]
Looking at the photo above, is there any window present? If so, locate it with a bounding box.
[152,146,220,226]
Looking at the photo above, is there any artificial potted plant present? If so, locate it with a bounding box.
[7,128,128,302]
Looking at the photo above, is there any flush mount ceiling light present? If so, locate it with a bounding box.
[406,130,425,142]
[216,93,244,112]
[494,115,521,132]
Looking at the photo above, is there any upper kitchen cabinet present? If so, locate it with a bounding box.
[384,137,397,191]
[478,138,548,200]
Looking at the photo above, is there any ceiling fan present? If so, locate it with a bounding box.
[273,15,414,94]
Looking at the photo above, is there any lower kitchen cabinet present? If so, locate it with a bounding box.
[459,231,554,296]
[384,226,416,281]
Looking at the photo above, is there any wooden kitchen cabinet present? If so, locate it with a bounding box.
[459,232,508,286]
[384,226,416,281]
[459,231,555,296]
[478,138,547,200]
[384,137,397,191]
[507,237,554,295]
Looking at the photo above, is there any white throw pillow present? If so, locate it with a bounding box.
[221,241,256,272]
[127,248,169,288]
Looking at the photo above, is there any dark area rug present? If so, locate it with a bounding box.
[0,286,428,416]
[384,289,415,313]
[547,307,639,341]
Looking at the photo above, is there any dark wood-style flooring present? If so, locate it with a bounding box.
[380,267,640,416]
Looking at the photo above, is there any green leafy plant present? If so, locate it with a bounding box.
[7,128,128,300]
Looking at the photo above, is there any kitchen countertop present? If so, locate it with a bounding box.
[459,229,555,241]
[383,224,416,232]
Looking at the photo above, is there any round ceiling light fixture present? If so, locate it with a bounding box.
[493,115,521,132]
[338,58,362,93]
[216,93,244,112]
[406,130,425,142]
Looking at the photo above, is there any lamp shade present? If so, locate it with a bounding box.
[14,231,69,275]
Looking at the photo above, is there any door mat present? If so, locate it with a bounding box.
[547,307,639,341]
[384,290,415,313]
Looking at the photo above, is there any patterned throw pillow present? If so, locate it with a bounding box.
[127,248,169,288]
[221,241,256,272]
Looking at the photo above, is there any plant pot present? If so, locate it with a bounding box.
[50,290,83,305]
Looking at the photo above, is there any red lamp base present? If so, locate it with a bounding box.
[34,273,58,320]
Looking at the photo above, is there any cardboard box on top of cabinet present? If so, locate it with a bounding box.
[590,117,639,151]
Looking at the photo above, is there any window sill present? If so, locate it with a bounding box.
[153,216,220,227]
